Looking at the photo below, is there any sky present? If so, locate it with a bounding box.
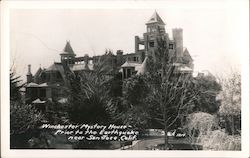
[9,0,248,80]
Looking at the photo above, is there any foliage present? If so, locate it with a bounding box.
[145,38,198,149]
[184,71,241,150]
[115,75,151,129]
[185,112,218,142]
[65,52,117,124]
[185,112,241,150]
[199,129,241,150]
[192,75,221,114]
[218,71,241,135]
[117,34,198,149]
[10,101,44,148]
[218,71,241,115]
[122,75,150,107]
[10,68,44,148]
[44,100,69,124]
[10,69,25,102]
[10,101,43,135]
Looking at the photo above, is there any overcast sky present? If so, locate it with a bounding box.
[10,0,248,80]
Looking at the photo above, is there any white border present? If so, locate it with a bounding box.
[1,0,249,158]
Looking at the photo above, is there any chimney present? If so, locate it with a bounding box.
[26,64,33,83]
[28,65,31,74]
[84,54,89,64]
[84,54,90,70]
[172,28,183,61]
[135,36,139,54]
[116,50,123,66]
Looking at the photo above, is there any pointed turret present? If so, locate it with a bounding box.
[63,41,75,55]
[60,41,76,65]
[146,11,165,25]
[146,11,166,34]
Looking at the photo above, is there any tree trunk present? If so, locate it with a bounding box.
[231,115,235,135]
[164,123,168,150]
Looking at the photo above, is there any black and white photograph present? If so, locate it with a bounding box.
[1,0,249,157]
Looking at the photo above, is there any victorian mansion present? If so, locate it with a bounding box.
[25,11,193,106]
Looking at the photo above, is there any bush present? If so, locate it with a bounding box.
[199,130,241,150]
[10,101,43,148]
[185,112,241,150]
[185,112,218,136]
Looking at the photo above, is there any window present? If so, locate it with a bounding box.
[147,27,150,32]
[56,72,61,79]
[149,41,154,47]
[133,57,137,62]
[169,44,174,49]
[40,89,46,98]
[127,69,132,78]
[123,70,126,79]
[46,73,50,82]
[139,44,145,50]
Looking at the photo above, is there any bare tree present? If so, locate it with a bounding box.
[146,68,198,149]
[145,35,199,149]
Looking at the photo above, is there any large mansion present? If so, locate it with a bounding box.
[25,11,193,106]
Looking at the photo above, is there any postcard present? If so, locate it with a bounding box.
[1,0,249,157]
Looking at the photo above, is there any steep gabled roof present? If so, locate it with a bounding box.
[34,67,42,78]
[136,57,148,75]
[183,48,193,62]
[62,41,75,55]
[46,63,61,71]
[146,11,165,25]
[45,63,67,83]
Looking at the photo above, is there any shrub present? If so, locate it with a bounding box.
[10,101,43,148]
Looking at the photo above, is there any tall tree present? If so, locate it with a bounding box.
[10,68,43,148]
[145,35,198,149]
[218,70,241,135]
[192,75,221,114]
[146,68,198,149]
[10,69,25,102]
[118,34,199,149]
[65,51,117,124]
[116,75,151,130]
[10,101,43,148]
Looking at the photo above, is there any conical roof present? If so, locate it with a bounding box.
[146,11,165,25]
[62,41,75,55]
